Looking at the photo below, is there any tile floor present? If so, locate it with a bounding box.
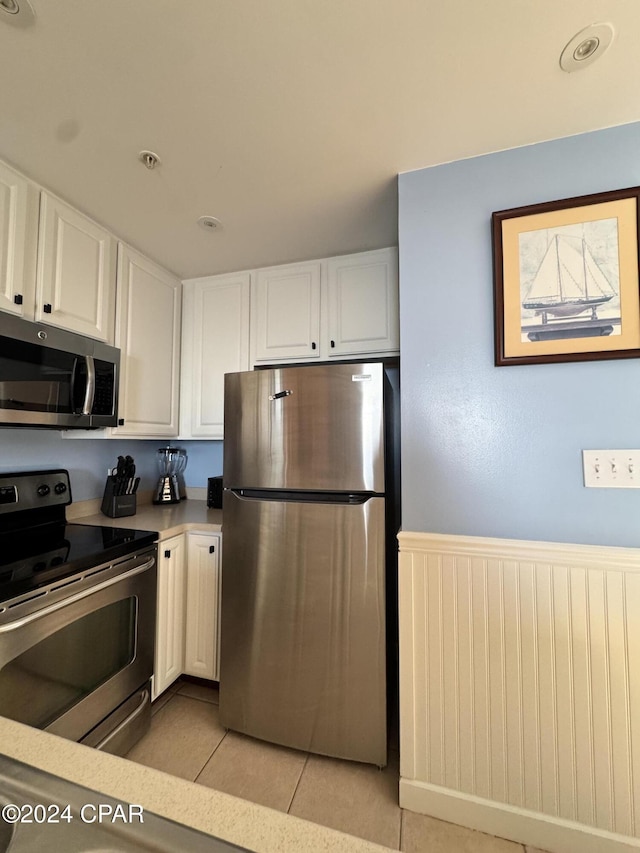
[125,679,550,853]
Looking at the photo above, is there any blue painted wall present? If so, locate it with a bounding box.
[0,430,223,502]
[399,122,640,548]
[179,440,224,486]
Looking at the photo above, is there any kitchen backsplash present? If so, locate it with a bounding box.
[0,431,223,501]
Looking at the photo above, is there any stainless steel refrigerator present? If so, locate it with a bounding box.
[219,361,396,767]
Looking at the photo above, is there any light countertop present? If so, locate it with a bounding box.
[70,497,222,540]
[0,717,391,852]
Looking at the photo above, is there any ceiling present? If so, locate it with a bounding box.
[1,1,639,280]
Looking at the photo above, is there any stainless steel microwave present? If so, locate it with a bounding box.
[0,313,120,429]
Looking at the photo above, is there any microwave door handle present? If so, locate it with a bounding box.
[70,357,79,412]
[82,355,96,415]
[70,355,94,415]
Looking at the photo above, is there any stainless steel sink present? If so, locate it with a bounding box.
[0,754,248,852]
[0,799,14,853]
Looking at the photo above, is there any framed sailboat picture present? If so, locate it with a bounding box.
[492,186,640,365]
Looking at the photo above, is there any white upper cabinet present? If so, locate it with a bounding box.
[113,244,181,437]
[250,249,398,365]
[0,161,38,318]
[326,248,399,357]
[180,272,250,439]
[252,262,321,362]
[0,158,117,341]
[36,192,117,342]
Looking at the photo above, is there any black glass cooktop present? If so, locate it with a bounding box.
[0,522,158,606]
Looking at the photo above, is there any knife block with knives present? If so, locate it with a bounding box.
[101,455,140,518]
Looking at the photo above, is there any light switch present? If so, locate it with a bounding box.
[583,450,640,488]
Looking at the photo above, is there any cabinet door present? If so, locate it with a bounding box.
[36,192,116,342]
[181,274,250,439]
[184,533,222,681]
[114,244,181,437]
[327,248,399,356]
[252,262,321,362]
[0,161,38,318]
[153,534,186,700]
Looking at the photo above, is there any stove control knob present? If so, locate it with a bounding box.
[37,484,50,497]
[54,482,67,495]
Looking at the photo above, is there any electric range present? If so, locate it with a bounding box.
[1,515,157,606]
[0,469,158,755]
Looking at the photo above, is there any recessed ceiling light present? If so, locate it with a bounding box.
[0,0,20,14]
[197,216,223,232]
[560,23,614,72]
[0,0,35,26]
[138,150,160,170]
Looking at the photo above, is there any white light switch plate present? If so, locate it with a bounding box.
[583,450,640,488]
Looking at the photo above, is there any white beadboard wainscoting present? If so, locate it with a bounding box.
[398,531,640,853]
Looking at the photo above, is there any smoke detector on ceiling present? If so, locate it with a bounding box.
[560,23,615,72]
[0,0,35,27]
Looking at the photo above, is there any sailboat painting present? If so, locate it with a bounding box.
[519,218,620,342]
[492,186,640,366]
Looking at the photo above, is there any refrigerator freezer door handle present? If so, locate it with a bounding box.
[230,488,378,505]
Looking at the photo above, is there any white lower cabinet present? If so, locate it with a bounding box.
[153,530,222,700]
[184,532,222,681]
[153,534,186,701]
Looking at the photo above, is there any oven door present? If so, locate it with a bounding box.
[0,548,156,744]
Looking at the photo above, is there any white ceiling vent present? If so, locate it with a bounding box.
[560,23,615,72]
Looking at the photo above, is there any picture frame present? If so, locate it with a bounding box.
[492,186,640,366]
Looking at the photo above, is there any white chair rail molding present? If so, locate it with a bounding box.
[398,530,640,853]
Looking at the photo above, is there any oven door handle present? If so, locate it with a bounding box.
[0,555,155,633]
